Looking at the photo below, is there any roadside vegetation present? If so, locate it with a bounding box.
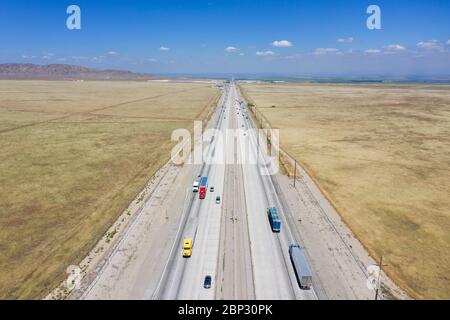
[0,80,220,299]
[240,82,450,299]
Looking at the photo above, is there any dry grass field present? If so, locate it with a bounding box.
[0,80,220,299]
[240,82,450,299]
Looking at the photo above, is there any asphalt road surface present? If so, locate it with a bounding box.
[78,80,405,301]
[81,82,319,300]
[152,82,317,300]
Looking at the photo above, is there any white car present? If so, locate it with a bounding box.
[216,196,221,204]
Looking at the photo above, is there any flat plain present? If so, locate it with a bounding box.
[0,80,220,299]
[240,82,450,299]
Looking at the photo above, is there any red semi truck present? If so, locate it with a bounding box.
[199,177,208,199]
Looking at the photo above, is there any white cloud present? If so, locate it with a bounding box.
[365,49,381,54]
[337,37,354,43]
[417,40,442,51]
[42,53,55,59]
[159,46,170,51]
[271,40,293,47]
[384,44,406,52]
[90,55,105,62]
[313,48,339,55]
[239,53,245,56]
[70,56,89,61]
[256,51,275,56]
[446,40,450,45]
[225,46,240,53]
[148,58,158,62]
[21,55,37,59]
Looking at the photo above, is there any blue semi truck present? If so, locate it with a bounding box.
[199,177,208,199]
[267,207,281,232]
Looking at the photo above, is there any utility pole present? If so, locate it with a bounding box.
[257,129,260,165]
[375,255,384,300]
[278,145,281,173]
[293,161,297,188]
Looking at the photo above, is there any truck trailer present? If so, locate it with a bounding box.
[289,244,313,290]
[267,207,281,232]
[199,177,208,199]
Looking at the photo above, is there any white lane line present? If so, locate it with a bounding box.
[155,87,228,299]
[174,85,231,299]
[151,187,192,299]
[238,86,318,300]
[234,84,294,300]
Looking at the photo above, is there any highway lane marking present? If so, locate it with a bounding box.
[238,86,318,300]
[157,85,230,299]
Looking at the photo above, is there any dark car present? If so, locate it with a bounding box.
[204,275,212,289]
[210,186,215,192]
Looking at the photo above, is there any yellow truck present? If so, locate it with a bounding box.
[182,239,193,258]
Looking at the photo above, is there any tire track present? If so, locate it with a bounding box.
[0,87,198,134]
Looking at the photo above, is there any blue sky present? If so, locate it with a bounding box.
[0,0,449,76]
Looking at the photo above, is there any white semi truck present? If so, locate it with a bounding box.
[192,181,199,193]
[289,244,313,290]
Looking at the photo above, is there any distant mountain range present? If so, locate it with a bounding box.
[0,63,159,81]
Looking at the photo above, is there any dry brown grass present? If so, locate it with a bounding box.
[240,82,450,299]
[0,80,220,299]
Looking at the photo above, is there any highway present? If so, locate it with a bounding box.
[79,81,322,300]
[153,82,317,300]
[79,80,397,301]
